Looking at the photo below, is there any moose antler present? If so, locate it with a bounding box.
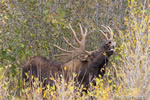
[55,24,114,62]
[99,25,113,40]
[54,24,92,62]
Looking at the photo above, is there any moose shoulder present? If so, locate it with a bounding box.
[22,24,115,88]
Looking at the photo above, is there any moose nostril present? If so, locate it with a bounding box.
[109,41,111,44]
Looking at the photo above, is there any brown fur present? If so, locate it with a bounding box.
[22,56,62,86]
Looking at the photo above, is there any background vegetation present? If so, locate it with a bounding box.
[0,0,149,99]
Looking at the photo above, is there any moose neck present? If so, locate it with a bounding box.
[91,51,109,68]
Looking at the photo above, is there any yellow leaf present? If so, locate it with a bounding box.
[2,0,4,3]
[2,20,6,24]
[70,86,74,91]
[64,66,67,71]
[43,92,46,98]
[17,60,20,64]
[4,15,8,19]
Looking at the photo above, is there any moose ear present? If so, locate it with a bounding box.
[93,51,99,57]
[77,54,88,62]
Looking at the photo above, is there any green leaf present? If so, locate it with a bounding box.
[2,51,7,58]
[10,56,16,61]
[30,33,35,37]
[20,44,25,48]
[11,64,17,75]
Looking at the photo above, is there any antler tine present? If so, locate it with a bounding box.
[79,23,87,49]
[99,29,109,40]
[85,27,88,36]
[101,25,113,40]
[63,37,76,49]
[54,44,72,53]
[69,24,80,44]
[79,23,88,41]
[79,23,84,36]
[106,26,113,40]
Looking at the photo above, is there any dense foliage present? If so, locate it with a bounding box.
[0,0,149,99]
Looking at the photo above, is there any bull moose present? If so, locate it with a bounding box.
[22,24,115,90]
